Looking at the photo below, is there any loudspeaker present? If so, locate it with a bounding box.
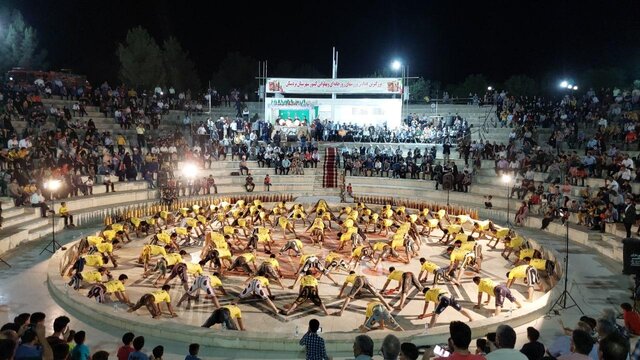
[623,238,640,275]
[442,173,453,191]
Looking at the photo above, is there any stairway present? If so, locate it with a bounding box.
[322,147,338,188]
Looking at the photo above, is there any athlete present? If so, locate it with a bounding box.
[176,272,227,309]
[236,275,279,315]
[281,270,329,316]
[128,284,177,319]
[201,303,245,330]
[358,300,403,332]
[418,287,473,328]
[334,271,390,316]
[87,274,132,305]
[380,267,423,310]
[472,276,523,316]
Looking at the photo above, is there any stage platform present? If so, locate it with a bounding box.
[47,199,561,355]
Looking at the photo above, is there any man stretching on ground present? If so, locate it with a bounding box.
[128,284,178,319]
[380,267,423,310]
[418,287,473,328]
[333,271,390,316]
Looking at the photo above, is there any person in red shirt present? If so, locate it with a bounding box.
[116,332,135,360]
[621,302,640,335]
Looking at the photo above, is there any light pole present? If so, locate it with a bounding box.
[391,60,408,121]
[40,179,62,254]
[502,174,512,228]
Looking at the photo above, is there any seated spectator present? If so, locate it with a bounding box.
[399,342,419,360]
[557,329,593,360]
[520,327,545,360]
[30,190,50,218]
[621,303,640,335]
[352,335,374,360]
[486,324,527,359]
[425,321,485,360]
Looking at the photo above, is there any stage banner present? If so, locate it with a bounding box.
[266,78,403,94]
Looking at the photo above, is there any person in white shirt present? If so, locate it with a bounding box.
[7,135,18,149]
[622,155,634,170]
[18,136,32,149]
[31,190,50,218]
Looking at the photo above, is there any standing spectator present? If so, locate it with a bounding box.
[70,331,90,360]
[486,325,527,359]
[116,332,135,360]
[352,335,374,360]
[184,343,200,360]
[264,174,271,192]
[127,336,148,360]
[149,346,164,360]
[299,319,329,360]
[623,197,637,238]
[519,327,545,360]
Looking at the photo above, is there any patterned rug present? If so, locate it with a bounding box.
[323,147,338,188]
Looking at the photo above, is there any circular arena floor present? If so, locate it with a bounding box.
[47,196,559,354]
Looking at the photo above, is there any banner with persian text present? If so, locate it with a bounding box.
[266,78,403,94]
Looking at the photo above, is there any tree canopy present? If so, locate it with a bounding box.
[0,9,48,74]
[117,27,165,90]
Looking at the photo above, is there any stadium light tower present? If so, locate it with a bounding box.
[559,80,569,88]
[390,59,408,120]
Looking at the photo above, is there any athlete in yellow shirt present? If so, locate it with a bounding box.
[506,262,544,301]
[417,258,459,286]
[281,270,329,316]
[334,271,390,316]
[358,300,403,332]
[68,267,109,290]
[236,275,279,314]
[128,284,177,318]
[380,266,424,310]
[227,249,258,276]
[256,254,285,289]
[177,272,227,309]
[201,303,245,331]
[87,274,132,305]
[59,202,75,228]
[418,287,473,328]
[472,276,523,316]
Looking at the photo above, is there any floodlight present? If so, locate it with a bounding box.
[391,60,402,71]
[559,80,568,88]
[573,86,578,90]
[45,179,61,191]
[183,163,198,178]
[501,174,512,184]
[487,86,493,91]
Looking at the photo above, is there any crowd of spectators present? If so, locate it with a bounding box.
[3,306,638,360]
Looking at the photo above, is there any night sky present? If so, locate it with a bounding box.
[5,0,640,85]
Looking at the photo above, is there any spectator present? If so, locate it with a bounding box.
[299,318,329,360]
[92,351,109,360]
[557,330,593,360]
[486,325,527,359]
[149,346,164,360]
[428,321,485,360]
[599,333,629,360]
[59,201,75,228]
[353,334,374,360]
[128,336,148,360]
[30,189,50,218]
[520,327,545,360]
[621,303,640,335]
[379,334,400,360]
[70,330,89,360]
[264,174,271,192]
[116,332,135,360]
[399,342,419,360]
[184,343,200,360]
